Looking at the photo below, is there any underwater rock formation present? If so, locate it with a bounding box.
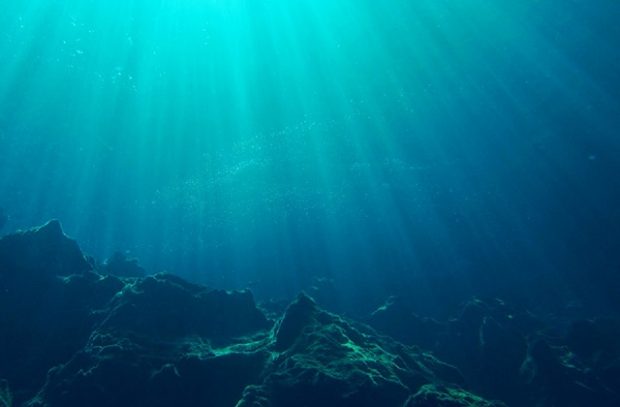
[368,296,620,407]
[0,222,270,406]
[1,221,619,406]
[99,251,146,278]
[257,293,464,407]
[28,288,473,407]
[0,221,122,402]
[0,220,91,277]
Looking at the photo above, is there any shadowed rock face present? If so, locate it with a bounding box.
[98,273,271,343]
[0,221,121,401]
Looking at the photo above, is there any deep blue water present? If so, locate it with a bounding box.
[1,0,619,315]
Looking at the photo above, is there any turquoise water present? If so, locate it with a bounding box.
[1,1,619,310]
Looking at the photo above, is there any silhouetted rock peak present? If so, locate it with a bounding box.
[274,292,318,351]
[37,219,63,236]
[263,291,466,407]
[0,219,90,278]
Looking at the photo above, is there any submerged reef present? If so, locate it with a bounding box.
[0,221,618,406]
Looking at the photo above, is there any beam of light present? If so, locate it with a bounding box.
[0,0,619,304]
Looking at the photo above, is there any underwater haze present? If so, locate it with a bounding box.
[1,0,620,314]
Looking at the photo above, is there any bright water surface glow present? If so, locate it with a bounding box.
[1,0,619,311]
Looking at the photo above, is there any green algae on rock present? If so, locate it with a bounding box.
[404,384,507,407]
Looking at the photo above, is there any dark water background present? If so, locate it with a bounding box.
[1,0,619,316]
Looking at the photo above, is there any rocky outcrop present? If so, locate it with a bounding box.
[4,221,617,406]
[256,293,464,407]
[0,220,91,278]
[29,291,477,407]
[368,296,620,407]
[0,221,121,403]
[0,222,272,406]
